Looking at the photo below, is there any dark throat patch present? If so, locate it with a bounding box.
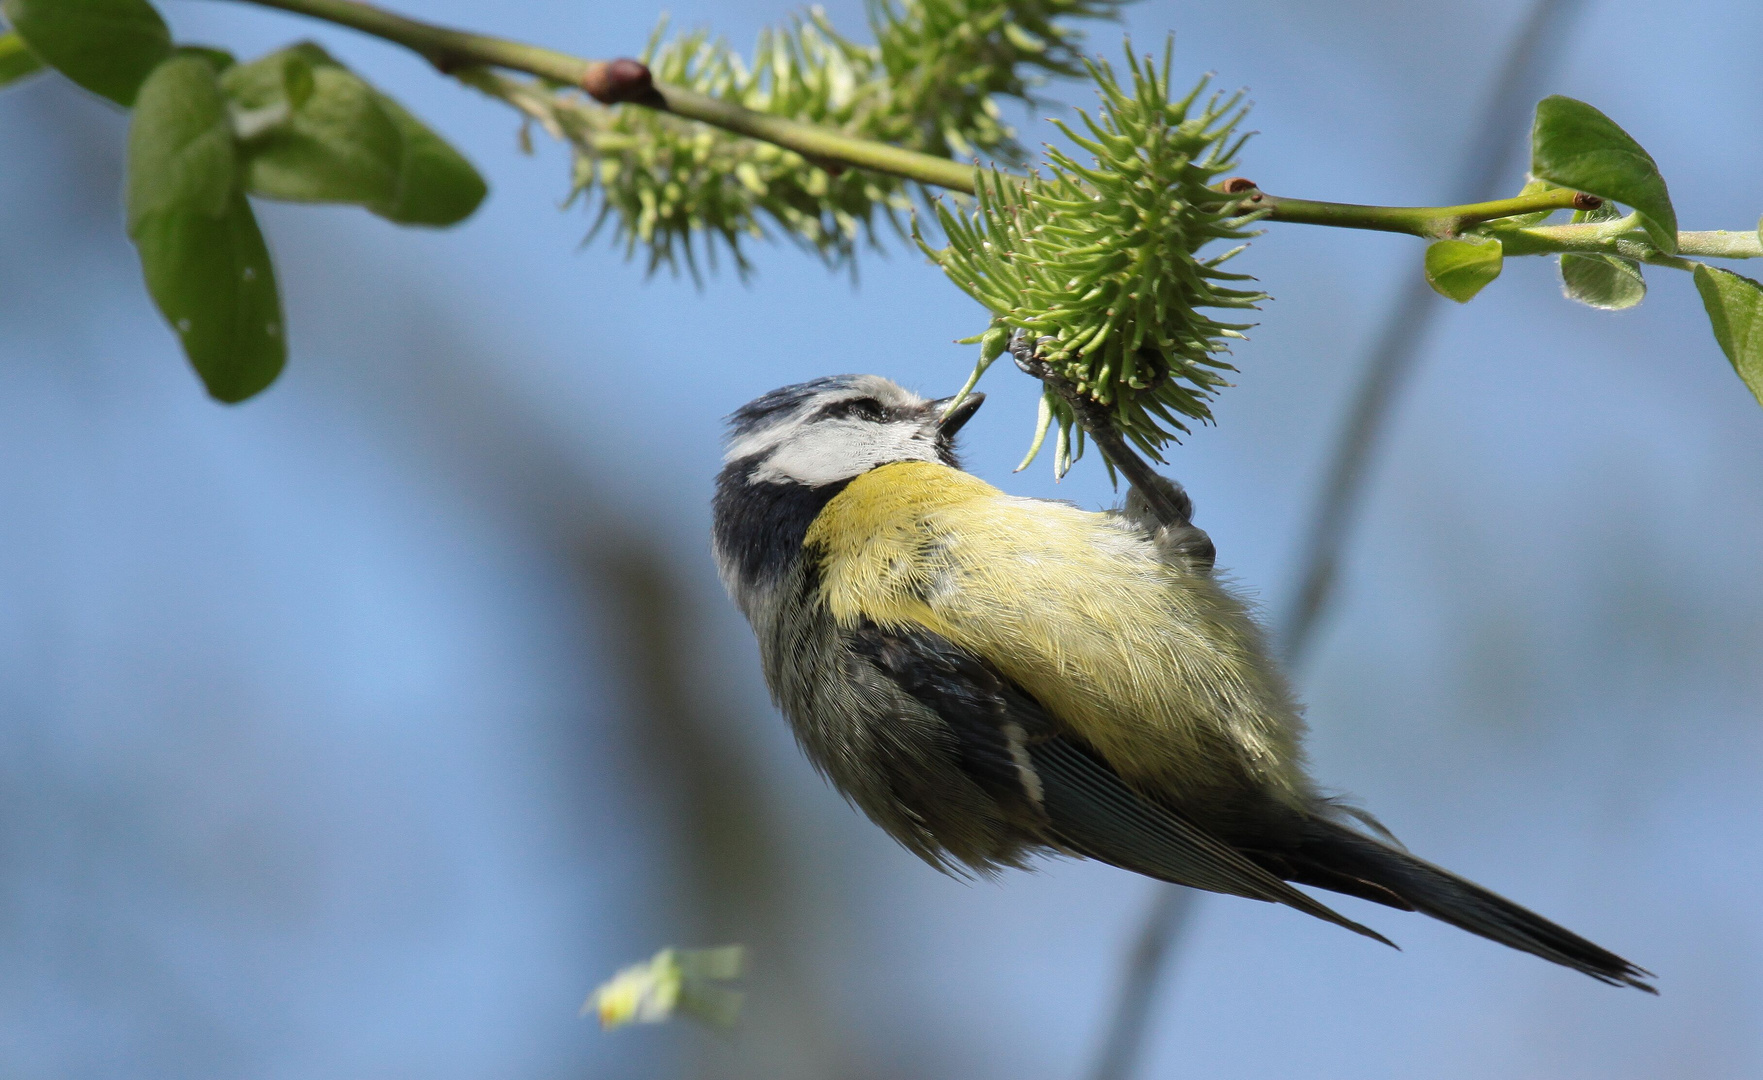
[713,457,853,586]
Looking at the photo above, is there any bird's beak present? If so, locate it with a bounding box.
[934,392,985,437]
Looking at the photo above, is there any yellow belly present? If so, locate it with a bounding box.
[803,461,1308,797]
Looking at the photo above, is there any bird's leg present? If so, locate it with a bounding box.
[1009,335,1194,530]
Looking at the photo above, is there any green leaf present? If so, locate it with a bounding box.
[126,54,236,230]
[132,193,286,402]
[223,45,401,206]
[221,43,484,226]
[0,30,46,88]
[1693,264,1763,408]
[128,55,284,402]
[370,93,487,225]
[1559,254,1645,310]
[1424,237,1503,303]
[125,55,228,199]
[1,0,171,105]
[176,44,236,75]
[1530,95,1677,255]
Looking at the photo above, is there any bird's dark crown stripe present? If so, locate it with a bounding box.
[725,375,869,440]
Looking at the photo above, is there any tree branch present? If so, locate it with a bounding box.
[221,0,978,192]
[1231,185,1590,238]
[218,0,1763,260]
[1495,218,1763,263]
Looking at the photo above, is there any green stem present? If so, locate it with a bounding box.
[648,85,975,190]
[1495,218,1762,264]
[238,0,593,79]
[222,0,1759,260]
[1236,187,1584,238]
[224,0,978,192]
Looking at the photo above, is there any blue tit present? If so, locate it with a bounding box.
[711,374,1651,991]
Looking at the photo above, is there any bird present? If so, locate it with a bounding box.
[711,373,1652,991]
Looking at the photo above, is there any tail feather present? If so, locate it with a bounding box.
[1283,816,1655,992]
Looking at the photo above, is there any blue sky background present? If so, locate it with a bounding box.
[2,0,1761,1076]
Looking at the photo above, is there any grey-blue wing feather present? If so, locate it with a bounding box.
[1028,738,1391,945]
[855,621,1389,945]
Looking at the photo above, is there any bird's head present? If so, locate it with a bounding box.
[721,374,983,487]
[712,375,985,600]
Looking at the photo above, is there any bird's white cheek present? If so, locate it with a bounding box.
[749,422,939,485]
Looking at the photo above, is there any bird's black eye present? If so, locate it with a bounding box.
[818,397,887,422]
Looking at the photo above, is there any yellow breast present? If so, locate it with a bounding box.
[804,461,1307,797]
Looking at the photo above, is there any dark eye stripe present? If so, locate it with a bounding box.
[817,397,887,422]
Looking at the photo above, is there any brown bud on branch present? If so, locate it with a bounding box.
[584,58,661,106]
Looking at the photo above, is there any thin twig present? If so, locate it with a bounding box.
[1280,0,1589,664]
[214,0,1761,259]
[1234,186,1587,239]
[220,0,977,190]
[1086,887,1197,1080]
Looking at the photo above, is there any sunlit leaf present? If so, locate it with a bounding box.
[371,92,487,225]
[177,44,235,75]
[1693,264,1763,408]
[1531,95,1677,254]
[128,55,285,402]
[1,0,170,105]
[221,43,484,226]
[582,946,745,1032]
[223,44,401,206]
[132,196,286,402]
[126,54,235,228]
[0,30,45,88]
[1559,253,1644,310]
[1423,237,1503,303]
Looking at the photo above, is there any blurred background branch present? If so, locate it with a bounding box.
[1087,2,1589,1077]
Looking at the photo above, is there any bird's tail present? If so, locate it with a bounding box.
[1280,814,1655,992]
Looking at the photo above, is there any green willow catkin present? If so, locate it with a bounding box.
[921,44,1266,472]
[563,0,1125,276]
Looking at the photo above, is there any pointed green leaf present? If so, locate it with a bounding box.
[132,194,285,402]
[126,54,235,231]
[1424,237,1503,303]
[0,30,46,88]
[370,93,486,225]
[1531,95,1677,254]
[221,43,484,226]
[1693,264,1763,409]
[128,55,284,402]
[1559,254,1645,310]
[176,44,235,75]
[222,45,402,207]
[1,0,170,105]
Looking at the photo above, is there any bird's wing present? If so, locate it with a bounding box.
[853,620,1391,945]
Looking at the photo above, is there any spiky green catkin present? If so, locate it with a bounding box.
[576,18,906,278]
[539,0,1127,277]
[872,0,1130,162]
[921,44,1266,472]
